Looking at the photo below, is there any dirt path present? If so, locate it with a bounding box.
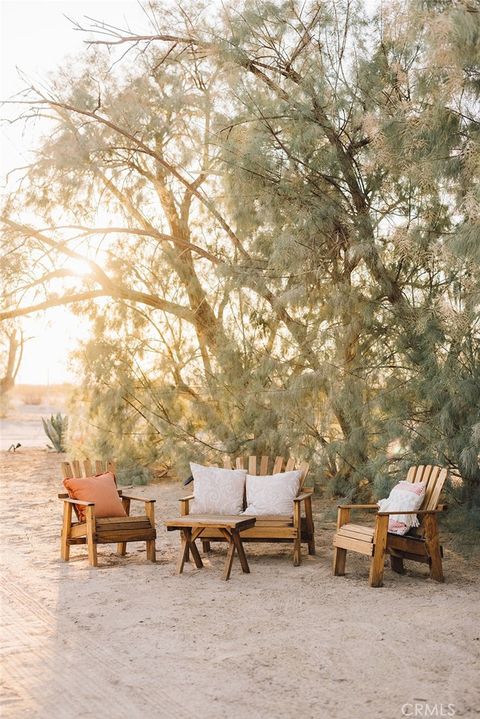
[1,573,192,718]
[1,449,479,719]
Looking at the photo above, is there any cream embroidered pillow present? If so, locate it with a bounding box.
[190,463,246,515]
[243,470,302,516]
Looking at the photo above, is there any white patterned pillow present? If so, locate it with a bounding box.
[190,463,246,515]
[243,470,302,516]
[378,480,427,535]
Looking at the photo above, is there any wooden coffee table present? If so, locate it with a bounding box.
[165,515,256,580]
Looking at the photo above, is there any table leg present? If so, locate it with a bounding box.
[176,529,191,574]
[223,534,236,581]
[189,531,204,569]
[232,531,250,573]
[172,524,253,580]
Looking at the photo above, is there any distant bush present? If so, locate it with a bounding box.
[23,392,43,406]
[42,413,68,452]
[115,462,153,486]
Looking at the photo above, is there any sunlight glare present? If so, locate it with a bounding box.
[63,257,93,278]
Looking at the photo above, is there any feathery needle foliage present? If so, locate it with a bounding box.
[1,1,479,529]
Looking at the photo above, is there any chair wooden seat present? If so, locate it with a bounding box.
[332,465,448,587]
[69,516,156,543]
[336,523,375,540]
[59,459,156,566]
[179,455,315,565]
[333,523,375,556]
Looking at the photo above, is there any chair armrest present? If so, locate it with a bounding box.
[116,486,133,497]
[179,494,193,517]
[337,503,378,510]
[378,507,445,516]
[120,494,155,503]
[294,492,313,503]
[60,498,95,507]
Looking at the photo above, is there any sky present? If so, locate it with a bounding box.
[0,1,150,155]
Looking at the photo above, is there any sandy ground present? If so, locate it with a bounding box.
[0,404,62,451]
[0,449,479,719]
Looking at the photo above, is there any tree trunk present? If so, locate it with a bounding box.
[0,331,23,394]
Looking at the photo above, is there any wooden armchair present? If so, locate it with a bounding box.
[179,455,315,566]
[333,465,448,587]
[59,459,156,567]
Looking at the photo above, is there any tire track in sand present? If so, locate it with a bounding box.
[1,573,194,719]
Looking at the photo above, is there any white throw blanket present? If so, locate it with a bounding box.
[377,480,427,535]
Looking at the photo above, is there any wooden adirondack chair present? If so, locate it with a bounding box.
[333,465,448,587]
[59,459,156,567]
[179,455,315,566]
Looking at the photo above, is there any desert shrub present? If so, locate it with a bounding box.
[42,413,68,452]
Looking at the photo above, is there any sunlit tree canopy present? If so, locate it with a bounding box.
[1,0,479,508]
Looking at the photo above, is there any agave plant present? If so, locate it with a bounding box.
[42,413,68,453]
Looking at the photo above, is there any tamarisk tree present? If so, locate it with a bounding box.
[1,0,479,506]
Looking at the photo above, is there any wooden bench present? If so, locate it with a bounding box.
[179,455,315,566]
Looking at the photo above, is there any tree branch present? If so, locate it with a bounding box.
[18,90,250,259]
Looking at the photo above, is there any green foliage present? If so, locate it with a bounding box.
[115,462,153,487]
[445,503,480,557]
[2,0,480,540]
[42,413,68,453]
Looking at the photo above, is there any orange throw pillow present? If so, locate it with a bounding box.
[63,472,127,522]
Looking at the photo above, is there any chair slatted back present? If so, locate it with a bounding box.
[406,465,448,511]
[61,458,116,480]
[225,455,309,489]
[61,459,117,521]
